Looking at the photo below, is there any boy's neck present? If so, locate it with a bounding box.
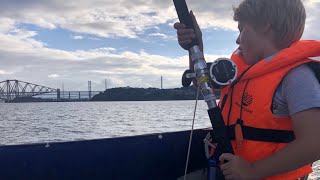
[262,43,281,60]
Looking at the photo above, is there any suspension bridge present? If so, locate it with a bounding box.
[0,80,102,103]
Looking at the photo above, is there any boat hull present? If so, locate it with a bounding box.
[0,129,210,180]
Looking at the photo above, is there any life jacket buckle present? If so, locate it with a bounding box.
[235,119,244,150]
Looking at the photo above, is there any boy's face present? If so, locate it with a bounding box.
[236,22,266,65]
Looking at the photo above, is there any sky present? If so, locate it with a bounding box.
[0,0,319,91]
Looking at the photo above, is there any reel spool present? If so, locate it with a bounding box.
[209,58,237,89]
[181,58,237,88]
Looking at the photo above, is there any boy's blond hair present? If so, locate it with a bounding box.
[233,0,306,49]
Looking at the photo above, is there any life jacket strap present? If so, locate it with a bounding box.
[226,125,295,143]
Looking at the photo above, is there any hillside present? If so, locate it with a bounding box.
[91,86,221,101]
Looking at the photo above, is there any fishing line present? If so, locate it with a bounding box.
[184,84,201,180]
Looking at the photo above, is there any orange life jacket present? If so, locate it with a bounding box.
[219,40,320,180]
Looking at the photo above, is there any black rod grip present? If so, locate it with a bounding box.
[207,107,234,155]
[173,0,199,49]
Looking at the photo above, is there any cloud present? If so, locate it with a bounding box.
[88,37,101,40]
[0,18,15,33]
[302,0,320,39]
[0,0,318,91]
[91,47,116,53]
[0,70,12,75]
[72,35,83,40]
[0,0,317,40]
[0,0,238,39]
[0,25,191,90]
[0,0,176,38]
[149,33,168,38]
[148,33,175,40]
[48,74,60,78]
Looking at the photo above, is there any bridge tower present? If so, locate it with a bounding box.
[57,88,61,101]
[88,81,92,99]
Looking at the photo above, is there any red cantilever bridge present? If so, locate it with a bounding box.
[0,80,57,102]
[0,80,101,102]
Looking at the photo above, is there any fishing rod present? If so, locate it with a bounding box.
[173,0,238,179]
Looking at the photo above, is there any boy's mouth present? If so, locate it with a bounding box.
[238,47,243,54]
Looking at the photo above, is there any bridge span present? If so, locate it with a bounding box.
[0,80,102,103]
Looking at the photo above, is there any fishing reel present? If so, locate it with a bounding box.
[182,58,237,89]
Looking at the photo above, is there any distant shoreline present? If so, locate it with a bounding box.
[6,86,221,103]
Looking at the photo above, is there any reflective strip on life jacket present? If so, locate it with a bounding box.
[310,56,320,61]
[234,49,241,55]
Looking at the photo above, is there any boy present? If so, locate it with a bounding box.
[174,0,320,179]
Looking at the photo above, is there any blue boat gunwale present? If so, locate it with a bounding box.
[0,128,211,180]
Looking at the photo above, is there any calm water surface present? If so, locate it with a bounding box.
[0,101,319,179]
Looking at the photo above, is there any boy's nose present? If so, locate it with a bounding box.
[236,35,240,45]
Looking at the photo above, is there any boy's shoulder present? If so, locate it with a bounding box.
[273,63,320,117]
